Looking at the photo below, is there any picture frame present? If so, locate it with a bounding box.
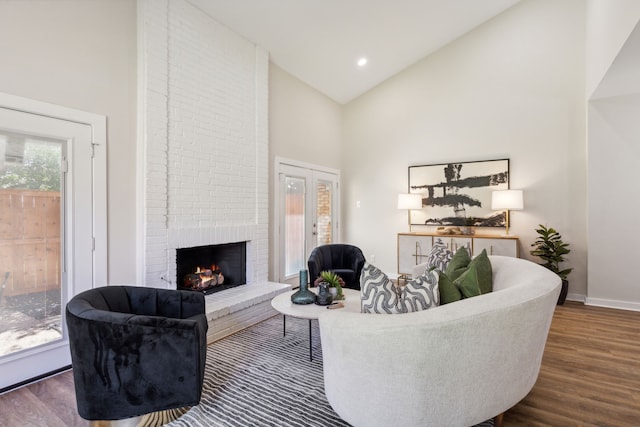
[408,159,509,227]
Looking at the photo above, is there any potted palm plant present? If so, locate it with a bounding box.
[530,224,572,305]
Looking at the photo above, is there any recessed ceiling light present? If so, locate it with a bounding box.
[357,57,368,67]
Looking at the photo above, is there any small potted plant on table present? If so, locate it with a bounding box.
[315,271,344,300]
[530,224,572,305]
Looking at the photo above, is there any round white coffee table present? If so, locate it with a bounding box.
[271,288,360,361]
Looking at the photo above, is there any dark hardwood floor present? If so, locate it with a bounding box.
[0,367,86,427]
[0,301,638,426]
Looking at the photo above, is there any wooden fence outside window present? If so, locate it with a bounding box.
[0,189,61,297]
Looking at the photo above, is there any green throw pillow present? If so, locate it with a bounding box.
[438,271,462,304]
[445,246,472,281]
[454,249,493,298]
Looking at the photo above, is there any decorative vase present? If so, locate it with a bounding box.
[315,282,333,306]
[291,269,315,305]
[329,287,338,298]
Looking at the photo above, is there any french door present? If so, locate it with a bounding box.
[276,160,339,285]
[0,94,105,391]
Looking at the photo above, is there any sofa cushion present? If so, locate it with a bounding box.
[437,249,493,304]
[424,238,453,273]
[419,244,472,305]
[444,246,472,281]
[360,263,400,313]
[420,239,472,276]
[437,271,462,304]
[397,272,440,312]
[360,263,439,314]
[455,249,493,298]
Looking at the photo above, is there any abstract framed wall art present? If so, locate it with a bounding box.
[408,159,509,227]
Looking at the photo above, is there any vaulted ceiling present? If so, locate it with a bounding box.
[189,0,521,104]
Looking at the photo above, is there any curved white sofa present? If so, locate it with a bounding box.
[318,256,561,427]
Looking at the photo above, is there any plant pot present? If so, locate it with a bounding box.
[315,282,333,306]
[557,279,569,305]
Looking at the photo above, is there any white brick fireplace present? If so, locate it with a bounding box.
[138,0,289,340]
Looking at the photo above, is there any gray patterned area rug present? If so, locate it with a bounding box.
[165,315,349,427]
[163,315,495,427]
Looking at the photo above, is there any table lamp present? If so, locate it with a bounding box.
[398,193,422,231]
[491,190,523,235]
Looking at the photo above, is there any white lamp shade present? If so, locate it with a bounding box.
[491,190,524,210]
[397,193,422,210]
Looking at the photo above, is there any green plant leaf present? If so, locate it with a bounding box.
[529,224,571,280]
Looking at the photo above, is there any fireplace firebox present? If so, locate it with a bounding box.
[176,242,247,294]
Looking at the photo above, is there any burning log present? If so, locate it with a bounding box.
[183,273,203,290]
[183,263,224,290]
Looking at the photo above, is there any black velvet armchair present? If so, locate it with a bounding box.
[308,244,366,290]
[66,286,208,421]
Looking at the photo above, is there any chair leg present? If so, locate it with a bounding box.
[90,407,190,427]
[91,419,141,427]
[137,407,190,426]
[494,412,504,427]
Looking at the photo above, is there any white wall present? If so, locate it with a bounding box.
[586,0,640,98]
[587,95,640,310]
[0,0,137,285]
[269,64,343,170]
[586,3,640,310]
[342,0,588,298]
[268,64,343,280]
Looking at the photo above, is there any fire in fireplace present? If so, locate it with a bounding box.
[176,242,246,295]
[183,263,224,290]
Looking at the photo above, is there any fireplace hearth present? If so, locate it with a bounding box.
[176,242,247,295]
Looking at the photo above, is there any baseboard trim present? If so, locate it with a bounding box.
[0,365,71,395]
[565,293,585,303]
[584,297,640,312]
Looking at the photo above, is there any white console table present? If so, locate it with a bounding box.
[397,232,519,275]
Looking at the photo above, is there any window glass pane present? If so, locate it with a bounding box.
[0,132,63,357]
[284,177,305,277]
[316,180,332,246]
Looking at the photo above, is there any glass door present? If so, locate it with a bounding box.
[314,172,337,247]
[0,107,94,390]
[283,174,306,278]
[277,163,339,285]
[0,135,63,357]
